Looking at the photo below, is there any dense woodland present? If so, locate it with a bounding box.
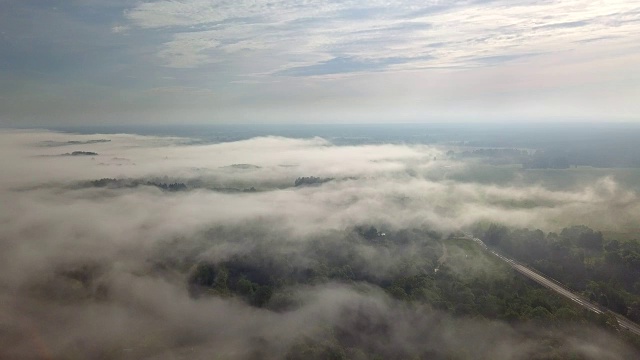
[152,225,640,358]
[477,224,640,324]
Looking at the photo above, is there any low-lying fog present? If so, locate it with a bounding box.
[0,129,637,359]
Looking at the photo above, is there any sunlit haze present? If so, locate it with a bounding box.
[1,0,639,125]
[2,2,640,359]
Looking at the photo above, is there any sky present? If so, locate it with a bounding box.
[1,0,639,126]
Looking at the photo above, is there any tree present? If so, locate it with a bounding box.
[484,224,509,247]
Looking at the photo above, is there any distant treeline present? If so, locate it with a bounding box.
[88,178,187,191]
[294,176,334,187]
[64,151,98,156]
[81,177,264,193]
[41,139,110,147]
[456,148,529,158]
[78,175,339,193]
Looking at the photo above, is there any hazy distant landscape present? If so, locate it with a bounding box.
[1,124,640,359]
[2,0,639,358]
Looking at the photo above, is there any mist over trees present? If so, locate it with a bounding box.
[1,129,640,359]
[294,176,334,187]
[88,178,188,191]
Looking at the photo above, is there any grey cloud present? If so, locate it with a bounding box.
[277,56,418,76]
[574,35,621,44]
[534,20,591,30]
[471,53,543,65]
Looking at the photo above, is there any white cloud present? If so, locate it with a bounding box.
[158,30,222,67]
[111,24,130,34]
[124,0,640,73]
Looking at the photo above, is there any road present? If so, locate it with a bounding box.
[466,235,640,337]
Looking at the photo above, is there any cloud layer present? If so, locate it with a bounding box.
[1,1,639,124]
[124,0,640,72]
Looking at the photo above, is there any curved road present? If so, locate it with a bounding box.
[467,235,640,337]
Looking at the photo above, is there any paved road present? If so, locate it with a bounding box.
[467,236,640,337]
